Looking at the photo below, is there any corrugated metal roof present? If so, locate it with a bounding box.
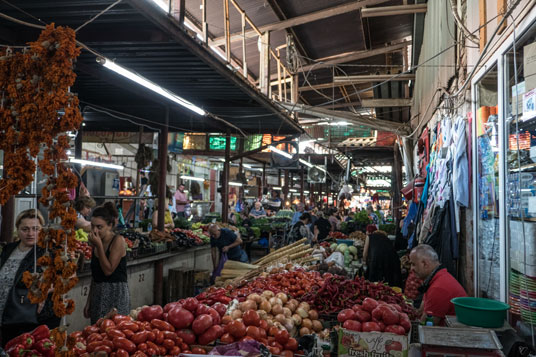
[0,0,302,135]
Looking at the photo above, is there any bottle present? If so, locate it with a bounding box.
[148,223,152,232]
[425,311,434,326]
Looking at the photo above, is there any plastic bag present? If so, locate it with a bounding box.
[211,252,228,281]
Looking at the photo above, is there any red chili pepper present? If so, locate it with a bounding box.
[33,338,55,357]
[30,325,50,342]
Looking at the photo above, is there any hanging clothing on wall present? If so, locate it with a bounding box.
[452,116,469,208]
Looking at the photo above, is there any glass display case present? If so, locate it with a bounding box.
[503,23,536,329]
[473,64,502,301]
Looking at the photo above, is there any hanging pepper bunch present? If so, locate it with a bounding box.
[0,23,83,324]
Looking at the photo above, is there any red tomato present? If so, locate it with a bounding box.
[246,326,260,340]
[242,310,260,327]
[220,333,235,344]
[269,346,281,355]
[280,350,294,357]
[275,329,289,345]
[99,319,115,333]
[192,347,207,355]
[268,326,279,337]
[228,320,247,338]
[284,338,298,351]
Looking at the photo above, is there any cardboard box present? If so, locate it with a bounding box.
[338,328,409,357]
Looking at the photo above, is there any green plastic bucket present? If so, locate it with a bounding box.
[451,297,510,328]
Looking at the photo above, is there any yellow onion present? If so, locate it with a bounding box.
[231,309,242,319]
[276,292,288,304]
[262,290,275,299]
[282,307,292,318]
[296,307,309,319]
[308,309,319,320]
[269,297,283,306]
[247,293,262,304]
[259,300,272,313]
[301,318,313,329]
[312,320,323,332]
[272,304,284,316]
[240,300,257,312]
[298,302,310,312]
[291,314,302,325]
[299,327,311,336]
[275,314,286,324]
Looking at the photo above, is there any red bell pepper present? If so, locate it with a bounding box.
[6,344,26,357]
[6,333,34,350]
[22,350,40,357]
[33,338,55,357]
[30,325,50,342]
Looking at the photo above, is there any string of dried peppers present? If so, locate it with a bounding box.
[0,23,83,332]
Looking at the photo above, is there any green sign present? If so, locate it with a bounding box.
[209,136,237,150]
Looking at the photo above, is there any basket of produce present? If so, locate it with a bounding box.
[451,297,510,328]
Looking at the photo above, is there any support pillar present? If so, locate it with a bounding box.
[283,170,289,204]
[300,169,305,204]
[157,108,169,232]
[222,131,231,223]
[393,145,403,221]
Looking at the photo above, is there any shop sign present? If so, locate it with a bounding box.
[338,328,409,357]
[83,131,153,144]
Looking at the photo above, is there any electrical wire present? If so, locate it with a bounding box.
[74,0,122,33]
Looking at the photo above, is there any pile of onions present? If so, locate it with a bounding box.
[231,291,323,337]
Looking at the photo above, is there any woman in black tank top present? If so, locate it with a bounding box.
[84,202,130,324]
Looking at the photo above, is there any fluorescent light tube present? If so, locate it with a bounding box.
[316,166,327,172]
[272,187,282,190]
[69,158,124,170]
[269,146,293,159]
[229,182,243,187]
[299,159,313,168]
[304,190,310,194]
[148,0,169,12]
[180,175,205,182]
[97,57,206,116]
[289,189,298,192]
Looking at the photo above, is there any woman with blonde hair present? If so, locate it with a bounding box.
[0,209,60,346]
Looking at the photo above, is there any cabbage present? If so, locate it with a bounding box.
[337,243,348,252]
[330,243,338,251]
[348,246,358,255]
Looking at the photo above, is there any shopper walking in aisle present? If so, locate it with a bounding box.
[288,212,314,245]
[209,224,248,271]
[328,207,340,231]
[409,244,466,326]
[291,203,304,225]
[84,202,130,324]
[362,229,401,287]
[0,210,60,346]
[174,183,191,218]
[313,210,332,242]
[74,196,96,232]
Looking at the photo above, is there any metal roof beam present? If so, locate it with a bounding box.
[333,74,415,84]
[361,4,427,18]
[360,99,411,107]
[298,41,411,72]
[210,0,390,47]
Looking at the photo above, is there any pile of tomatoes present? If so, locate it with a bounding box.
[74,240,92,261]
[69,313,204,356]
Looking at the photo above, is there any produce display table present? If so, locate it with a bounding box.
[66,245,212,333]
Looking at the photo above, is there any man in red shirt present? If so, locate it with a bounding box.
[410,244,467,325]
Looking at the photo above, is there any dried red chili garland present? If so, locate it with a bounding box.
[0,24,83,320]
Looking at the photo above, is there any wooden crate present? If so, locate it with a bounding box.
[167,268,195,302]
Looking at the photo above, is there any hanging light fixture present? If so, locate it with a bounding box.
[69,158,124,170]
[97,57,206,116]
